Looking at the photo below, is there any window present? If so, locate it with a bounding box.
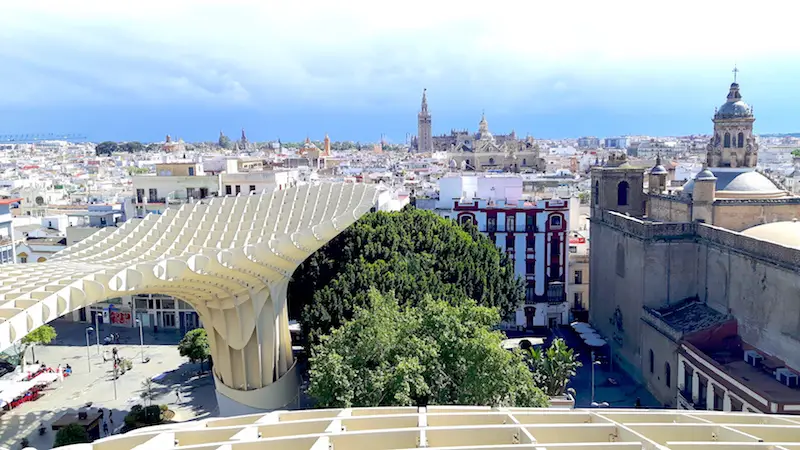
[162,298,175,309]
[724,132,731,148]
[505,234,514,249]
[526,214,535,232]
[249,185,256,192]
[525,286,535,302]
[616,243,625,277]
[235,185,241,195]
[135,297,148,310]
[569,245,577,254]
[550,215,562,229]
[200,188,209,198]
[18,253,27,263]
[526,260,535,274]
[574,270,583,284]
[188,167,195,176]
[186,188,196,199]
[737,132,744,148]
[549,236,561,279]
[665,362,671,387]
[487,217,497,232]
[136,188,144,203]
[522,158,527,166]
[593,181,599,205]
[100,217,107,226]
[225,185,232,196]
[527,235,535,250]
[148,188,158,202]
[617,181,629,206]
[506,215,515,232]
[649,349,654,373]
[459,215,474,226]
[163,313,176,327]
[573,292,583,309]
[488,157,495,165]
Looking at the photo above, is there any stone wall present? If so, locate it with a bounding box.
[647,194,691,223]
[590,211,800,388]
[711,200,800,231]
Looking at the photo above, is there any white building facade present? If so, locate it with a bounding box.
[433,175,570,329]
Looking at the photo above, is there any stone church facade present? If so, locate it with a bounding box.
[589,80,800,411]
[411,90,545,173]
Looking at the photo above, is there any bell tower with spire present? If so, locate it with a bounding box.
[706,67,758,168]
[416,89,433,153]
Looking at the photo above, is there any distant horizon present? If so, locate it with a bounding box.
[3,2,800,144]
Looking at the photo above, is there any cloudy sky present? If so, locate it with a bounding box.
[1,0,799,143]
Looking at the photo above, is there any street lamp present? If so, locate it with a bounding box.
[591,350,603,405]
[136,319,145,363]
[85,327,94,373]
[95,312,101,354]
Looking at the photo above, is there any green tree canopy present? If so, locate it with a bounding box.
[19,324,56,365]
[308,289,547,408]
[178,328,210,365]
[289,208,523,340]
[218,133,232,149]
[95,141,119,156]
[525,338,582,397]
[121,141,145,153]
[54,423,90,447]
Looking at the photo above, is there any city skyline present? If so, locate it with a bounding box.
[2,1,800,143]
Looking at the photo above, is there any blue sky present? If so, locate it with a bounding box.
[1,1,799,143]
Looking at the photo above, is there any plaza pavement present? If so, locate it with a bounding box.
[556,326,660,409]
[0,320,218,450]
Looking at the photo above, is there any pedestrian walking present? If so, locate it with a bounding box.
[102,421,109,436]
[109,410,113,425]
[175,388,182,404]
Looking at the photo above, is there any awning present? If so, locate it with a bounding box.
[585,337,608,347]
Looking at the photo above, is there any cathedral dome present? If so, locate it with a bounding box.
[715,83,753,119]
[681,167,785,199]
[741,219,800,249]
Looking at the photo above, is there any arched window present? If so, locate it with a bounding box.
[737,132,744,148]
[649,349,654,373]
[617,181,629,206]
[593,181,599,205]
[550,215,562,229]
[724,132,731,148]
[665,362,671,387]
[488,157,495,165]
[522,158,527,166]
[615,243,625,277]
[459,214,475,226]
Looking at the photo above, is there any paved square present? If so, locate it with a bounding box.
[0,320,217,449]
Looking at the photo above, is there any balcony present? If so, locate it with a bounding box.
[677,391,695,410]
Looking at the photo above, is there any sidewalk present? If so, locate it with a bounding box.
[0,322,215,449]
[559,326,659,408]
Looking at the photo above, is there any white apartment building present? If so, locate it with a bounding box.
[426,175,570,329]
[132,161,220,216]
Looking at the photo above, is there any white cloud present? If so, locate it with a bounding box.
[1,0,798,110]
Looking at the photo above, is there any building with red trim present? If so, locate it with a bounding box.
[430,175,569,329]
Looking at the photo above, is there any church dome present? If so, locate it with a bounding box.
[681,167,785,199]
[715,83,753,119]
[650,155,667,175]
[741,220,800,249]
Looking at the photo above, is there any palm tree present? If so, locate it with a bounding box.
[525,338,582,397]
